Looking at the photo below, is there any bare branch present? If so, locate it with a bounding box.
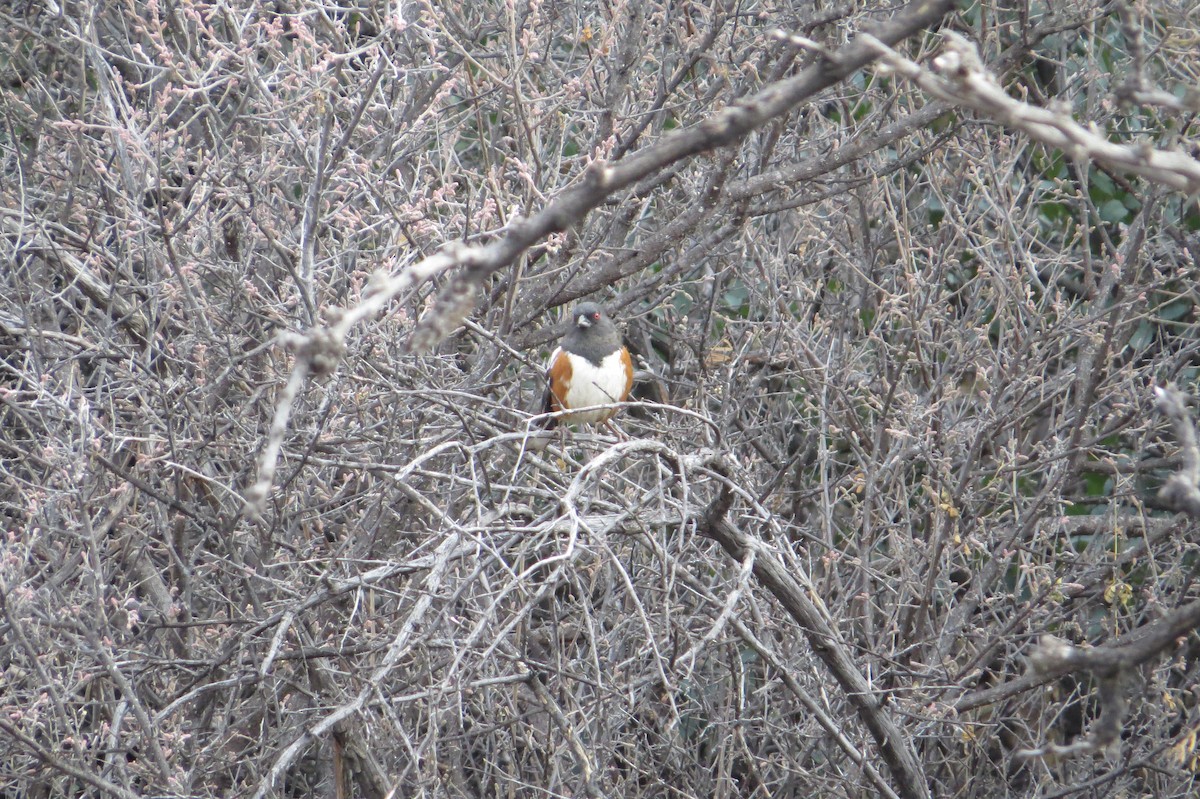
[1155,384,1200,515]
[863,31,1200,193]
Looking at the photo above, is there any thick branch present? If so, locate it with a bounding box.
[864,32,1200,194]
[956,595,1200,714]
[247,0,957,508]
[403,0,956,352]
[696,461,930,799]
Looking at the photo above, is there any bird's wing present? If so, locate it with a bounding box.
[541,346,566,416]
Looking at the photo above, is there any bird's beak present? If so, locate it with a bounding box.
[576,314,592,328]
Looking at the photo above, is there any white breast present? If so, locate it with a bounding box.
[558,349,627,424]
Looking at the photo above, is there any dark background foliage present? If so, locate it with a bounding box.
[4,0,1200,797]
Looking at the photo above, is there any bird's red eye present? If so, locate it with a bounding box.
[591,312,601,320]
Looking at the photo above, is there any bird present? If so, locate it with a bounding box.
[538,302,633,435]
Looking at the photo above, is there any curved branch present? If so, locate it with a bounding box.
[696,456,930,799]
[247,0,957,508]
[863,32,1200,194]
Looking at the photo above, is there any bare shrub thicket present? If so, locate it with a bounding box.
[4,0,1200,797]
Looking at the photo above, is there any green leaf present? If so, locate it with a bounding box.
[1158,298,1192,322]
[1082,471,1111,497]
[1090,170,1116,199]
[1128,320,1155,351]
[927,194,945,226]
[723,283,749,313]
[1099,198,1129,223]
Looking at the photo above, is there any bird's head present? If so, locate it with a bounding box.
[574,302,605,329]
